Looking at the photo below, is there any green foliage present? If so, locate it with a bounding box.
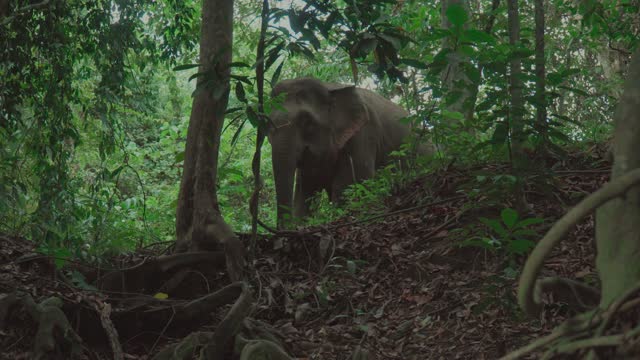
[0,0,635,264]
[307,145,433,224]
[463,208,544,260]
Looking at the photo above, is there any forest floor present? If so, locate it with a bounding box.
[0,144,611,360]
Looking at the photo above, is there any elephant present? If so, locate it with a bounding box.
[267,77,431,229]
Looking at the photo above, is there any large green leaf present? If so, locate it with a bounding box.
[507,239,535,255]
[480,217,508,237]
[463,29,495,44]
[446,4,468,26]
[500,208,519,229]
[235,82,247,103]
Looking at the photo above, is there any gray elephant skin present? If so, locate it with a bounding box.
[268,77,428,229]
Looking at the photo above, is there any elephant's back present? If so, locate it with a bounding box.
[355,88,409,122]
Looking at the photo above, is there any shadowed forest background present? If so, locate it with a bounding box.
[1,0,640,359]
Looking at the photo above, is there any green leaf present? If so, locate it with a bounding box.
[501,208,519,229]
[225,107,244,114]
[378,33,402,50]
[400,58,429,69]
[301,28,321,49]
[441,110,464,121]
[460,237,498,251]
[512,229,538,237]
[111,165,125,178]
[175,151,185,163]
[507,239,535,255]
[246,106,260,128]
[265,41,286,71]
[514,217,544,228]
[271,60,284,86]
[480,217,508,237]
[173,63,201,71]
[235,82,247,103]
[558,85,590,97]
[463,29,495,44]
[53,248,72,269]
[188,71,209,82]
[463,64,481,84]
[230,74,252,85]
[231,118,248,147]
[446,4,468,26]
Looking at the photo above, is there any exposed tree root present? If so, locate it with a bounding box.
[536,277,600,312]
[518,167,640,317]
[97,251,226,293]
[151,282,293,360]
[0,292,83,359]
[501,288,640,359]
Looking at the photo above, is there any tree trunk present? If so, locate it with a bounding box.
[507,0,528,214]
[175,0,244,281]
[507,0,524,157]
[534,0,547,146]
[595,50,640,307]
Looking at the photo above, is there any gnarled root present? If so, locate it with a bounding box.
[97,251,226,293]
[536,277,600,312]
[152,281,293,360]
[518,168,640,317]
[237,339,293,360]
[501,287,640,359]
[0,292,83,359]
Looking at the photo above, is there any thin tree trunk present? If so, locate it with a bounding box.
[534,0,547,146]
[595,50,640,307]
[507,0,524,155]
[175,0,243,281]
[249,0,269,258]
[507,0,527,214]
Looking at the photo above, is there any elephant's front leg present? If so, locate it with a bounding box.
[293,169,322,220]
[330,152,375,204]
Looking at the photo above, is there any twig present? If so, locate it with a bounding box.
[257,195,467,237]
[421,208,468,241]
[554,169,611,175]
[518,167,640,317]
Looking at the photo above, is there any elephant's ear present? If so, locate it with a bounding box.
[328,86,368,151]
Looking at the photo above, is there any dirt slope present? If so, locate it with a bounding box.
[0,148,610,359]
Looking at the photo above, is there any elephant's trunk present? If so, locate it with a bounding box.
[271,142,297,229]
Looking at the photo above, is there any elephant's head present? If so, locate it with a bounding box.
[267,78,367,229]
